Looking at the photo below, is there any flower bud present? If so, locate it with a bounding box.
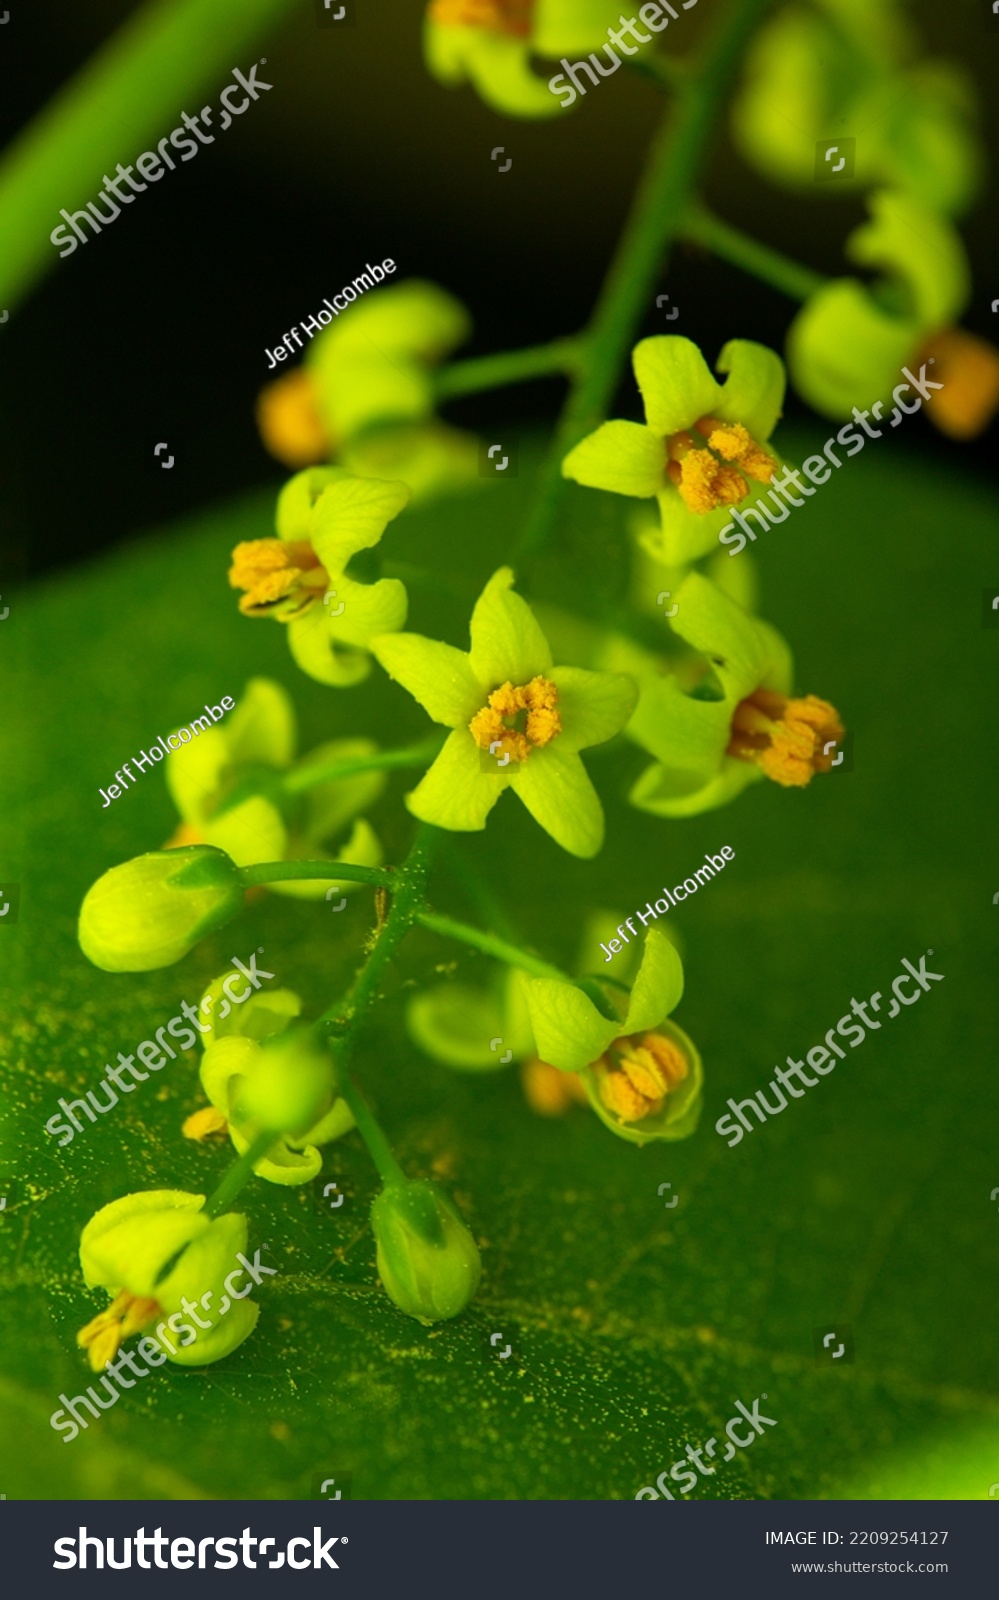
[78,846,244,972]
[237,1028,334,1136]
[370,1178,481,1323]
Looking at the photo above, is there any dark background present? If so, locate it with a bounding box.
[1,0,996,583]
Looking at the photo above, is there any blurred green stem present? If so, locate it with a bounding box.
[434,338,584,401]
[279,734,446,795]
[515,0,774,563]
[202,1126,282,1218]
[0,0,299,310]
[680,203,829,301]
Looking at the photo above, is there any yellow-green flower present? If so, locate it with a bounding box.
[562,337,786,567]
[371,566,636,858]
[256,281,480,501]
[787,190,999,440]
[78,845,244,972]
[229,469,410,686]
[164,675,384,898]
[730,0,982,217]
[522,927,701,1145]
[76,1190,258,1369]
[371,1177,481,1322]
[423,0,640,120]
[195,1016,353,1186]
[606,572,844,816]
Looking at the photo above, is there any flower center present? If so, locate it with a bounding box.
[228,538,329,619]
[595,1031,689,1123]
[665,415,777,514]
[427,0,535,36]
[468,675,561,764]
[77,1288,162,1372]
[727,688,844,787]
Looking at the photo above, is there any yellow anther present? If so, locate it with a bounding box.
[594,1030,690,1124]
[183,1106,230,1142]
[666,417,777,513]
[428,0,534,35]
[727,688,844,788]
[228,539,328,618]
[77,1289,161,1371]
[918,330,999,441]
[468,675,561,763]
[256,370,329,469]
[521,1058,588,1116]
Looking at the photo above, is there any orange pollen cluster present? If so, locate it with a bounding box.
[256,369,330,469]
[468,674,561,764]
[666,415,777,515]
[228,538,329,619]
[521,1058,589,1117]
[427,0,534,37]
[916,329,999,442]
[77,1288,162,1372]
[727,688,844,788]
[595,1031,689,1123]
[182,1106,230,1142]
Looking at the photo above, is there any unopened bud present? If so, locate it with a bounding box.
[78,846,244,972]
[370,1178,481,1323]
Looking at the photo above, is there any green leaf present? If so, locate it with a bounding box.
[2,432,997,1499]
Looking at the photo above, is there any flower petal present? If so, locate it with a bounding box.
[671,572,787,703]
[561,420,665,498]
[406,982,509,1071]
[510,744,604,858]
[224,677,297,769]
[165,727,229,825]
[713,339,786,442]
[80,1190,205,1289]
[371,632,482,726]
[522,977,617,1072]
[405,729,508,832]
[623,927,684,1032]
[425,24,562,118]
[630,756,762,817]
[535,0,638,54]
[308,474,410,572]
[287,607,371,687]
[325,572,408,649]
[650,486,742,567]
[633,336,724,438]
[312,280,472,364]
[468,566,553,689]
[298,738,387,843]
[548,665,637,753]
[202,795,288,870]
[786,280,920,418]
[275,467,344,542]
[581,1018,703,1146]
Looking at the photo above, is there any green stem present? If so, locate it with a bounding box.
[515,0,774,562]
[434,338,584,402]
[332,1066,405,1187]
[239,860,392,889]
[680,202,828,301]
[202,1126,280,1219]
[414,911,569,983]
[278,735,445,796]
[317,823,441,1029]
[440,838,521,945]
[0,0,299,310]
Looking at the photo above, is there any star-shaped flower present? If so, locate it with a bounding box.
[610,571,844,816]
[424,0,638,120]
[371,567,637,857]
[562,336,786,567]
[164,676,385,897]
[786,190,999,440]
[522,928,702,1145]
[76,1191,258,1369]
[229,470,410,686]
